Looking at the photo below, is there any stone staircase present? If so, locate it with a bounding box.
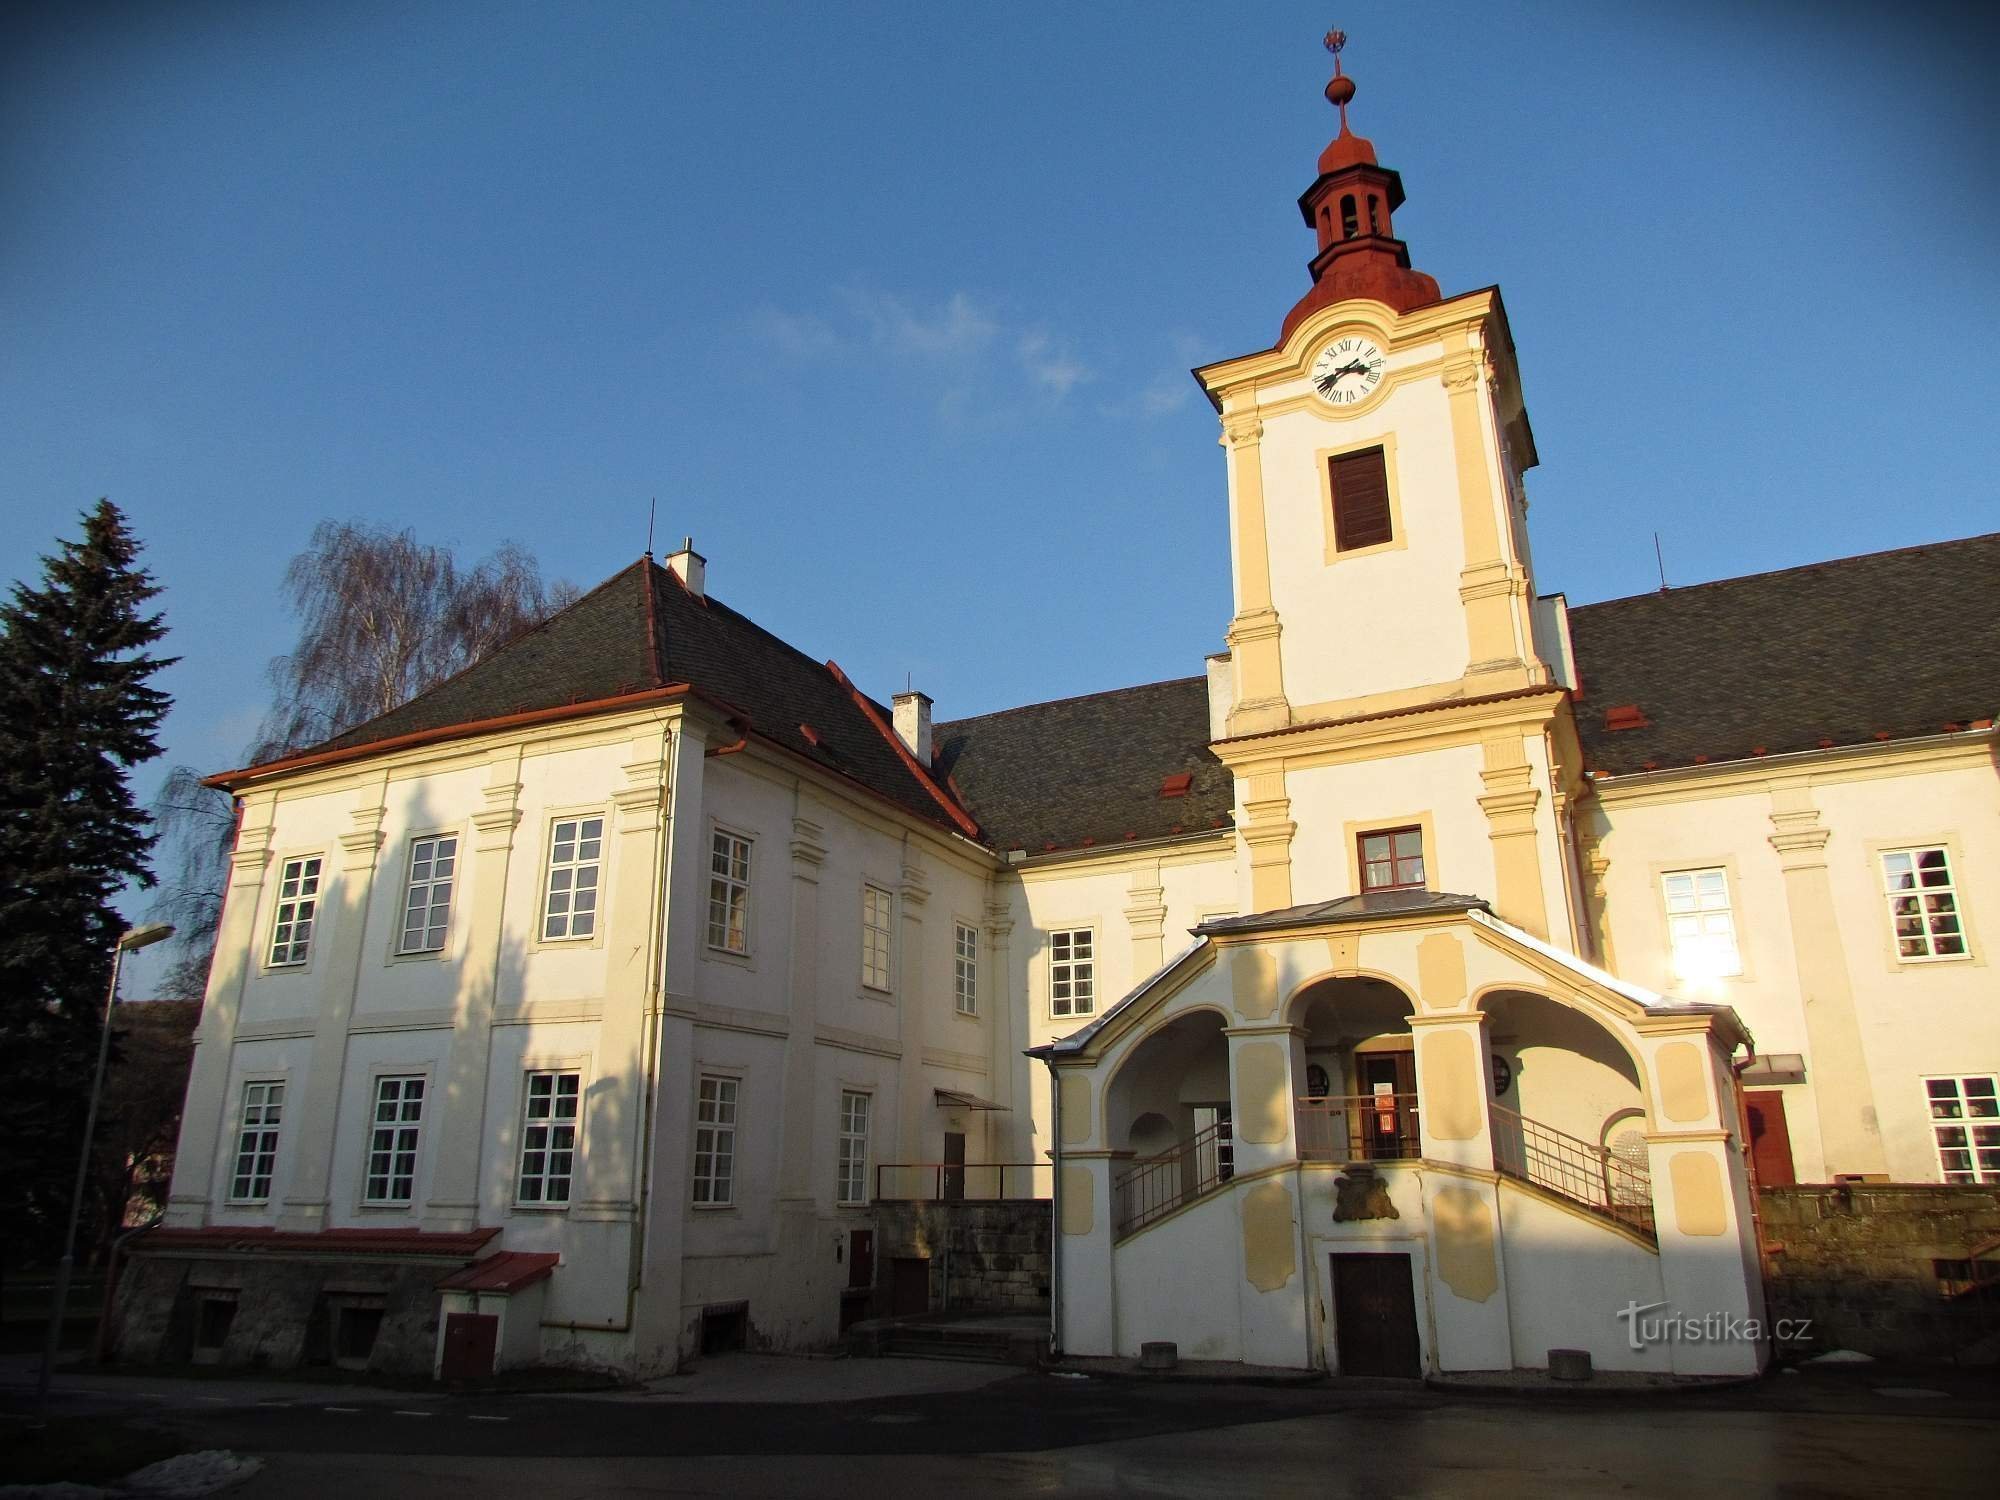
[848,1310,1048,1367]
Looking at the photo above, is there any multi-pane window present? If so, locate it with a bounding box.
[541,817,603,941]
[1050,928,1095,1018]
[1359,827,1425,892]
[1882,847,1967,960]
[1662,868,1742,979]
[363,1075,425,1204]
[517,1070,581,1205]
[1926,1076,2000,1183]
[692,1075,738,1206]
[268,856,322,966]
[861,884,893,991]
[954,923,978,1016]
[398,835,458,954]
[229,1081,285,1202]
[836,1090,871,1206]
[707,830,751,953]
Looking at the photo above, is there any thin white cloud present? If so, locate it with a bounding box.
[842,289,998,357]
[1138,373,1189,415]
[1017,330,1091,399]
[748,305,841,361]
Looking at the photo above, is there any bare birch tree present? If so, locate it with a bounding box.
[152,525,577,995]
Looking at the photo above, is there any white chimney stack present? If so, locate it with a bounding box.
[665,536,705,599]
[892,690,933,765]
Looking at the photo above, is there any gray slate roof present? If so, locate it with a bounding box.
[933,677,1234,853]
[318,559,964,832]
[1568,533,2000,775]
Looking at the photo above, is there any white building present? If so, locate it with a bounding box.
[121,48,1996,1382]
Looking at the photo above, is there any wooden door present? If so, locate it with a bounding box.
[943,1131,966,1202]
[847,1229,875,1290]
[1744,1090,1797,1188]
[1330,1252,1422,1378]
[440,1312,498,1381]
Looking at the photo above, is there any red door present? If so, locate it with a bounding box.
[1744,1091,1797,1188]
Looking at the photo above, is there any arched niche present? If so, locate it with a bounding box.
[1102,1008,1232,1154]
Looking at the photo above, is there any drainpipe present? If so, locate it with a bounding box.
[1041,1052,1063,1359]
[1731,1039,1774,1320]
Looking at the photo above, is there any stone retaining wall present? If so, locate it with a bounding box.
[873,1200,1051,1313]
[1760,1183,2000,1362]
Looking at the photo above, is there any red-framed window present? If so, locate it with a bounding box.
[1359,826,1426,893]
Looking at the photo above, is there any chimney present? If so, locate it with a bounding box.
[665,537,705,599]
[892,690,933,765]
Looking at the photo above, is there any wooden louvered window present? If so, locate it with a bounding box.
[1329,447,1393,551]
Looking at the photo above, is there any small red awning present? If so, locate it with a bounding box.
[436,1251,560,1295]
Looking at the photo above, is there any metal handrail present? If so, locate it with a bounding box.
[1489,1101,1654,1238]
[1296,1093,1422,1163]
[1112,1122,1233,1239]
[872,1161,1052,1203]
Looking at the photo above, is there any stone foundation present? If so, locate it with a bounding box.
[1760,1183,2000,1363]
[873,1200,1051,1313]
[113,1253,448,1376]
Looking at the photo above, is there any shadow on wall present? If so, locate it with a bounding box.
[108,765,657,1378]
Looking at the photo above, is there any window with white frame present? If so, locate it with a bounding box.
[517,1070,581,1205]
[398,835,458,954]
[1926,1076,2000,1183]
[861,884,893,991]
[229,1081,285,1202]
[1662,867,1742,980]
[954,922,978,1016]
[692,1075,738,1206]
[707,830,751,953]
[836,1090,871,1206]
[541,817,603,941]
[362,1075,425,1204]
[1049,927,1095,1018]
[268,856,322,966]
[1882,846,1968,960]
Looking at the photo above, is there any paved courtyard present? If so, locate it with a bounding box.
[5,1352,1995,1497]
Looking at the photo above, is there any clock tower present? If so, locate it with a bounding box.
[1197,34,1581,945]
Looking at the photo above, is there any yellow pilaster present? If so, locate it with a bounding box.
[1220,407,1291,735]
[1477,733,1549,939]
[1443,330,1533,690]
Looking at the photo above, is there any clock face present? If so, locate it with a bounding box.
[1311,335,1386,406]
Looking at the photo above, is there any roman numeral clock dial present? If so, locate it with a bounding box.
[1311,336,1386,406]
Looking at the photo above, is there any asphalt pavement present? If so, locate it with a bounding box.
[4,1350,1997,1497]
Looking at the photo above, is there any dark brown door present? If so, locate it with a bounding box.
[891,1257,930,1316]
[1331,1252,1422,1378]
[943,1132,966,1202]
[1745,1090,1797,1188]
[440,1312,499,1381]
[848,1229,875,1290]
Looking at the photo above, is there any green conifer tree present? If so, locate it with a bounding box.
[0,500,173,1264]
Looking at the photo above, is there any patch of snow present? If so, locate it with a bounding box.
[121,1451,262,1497]
[1803,1349,1874,1365]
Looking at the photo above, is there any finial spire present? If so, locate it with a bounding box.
[1323,27,1356,136]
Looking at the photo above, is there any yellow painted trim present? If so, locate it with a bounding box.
[1212,688,1567,774]
[1589,731,1998,808]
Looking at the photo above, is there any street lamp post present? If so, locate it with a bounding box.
[34,921,173,1422]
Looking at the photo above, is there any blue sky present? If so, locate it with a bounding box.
[4,1,1996,964]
